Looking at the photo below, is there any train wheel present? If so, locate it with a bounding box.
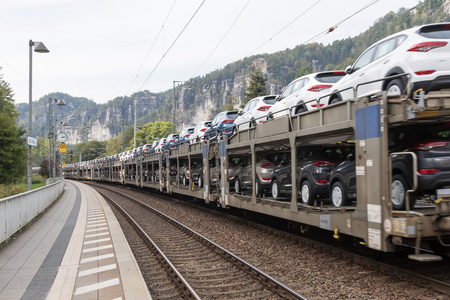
[301,180,314,205]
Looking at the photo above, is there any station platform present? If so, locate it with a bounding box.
[0,180,152,300]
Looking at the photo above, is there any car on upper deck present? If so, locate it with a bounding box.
[268,71,345,120]
[204,111,239,143]
[327,23,450,104]
[234,95,276,131]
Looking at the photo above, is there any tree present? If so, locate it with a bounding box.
[244,69,267,105]
[0,76,27,183]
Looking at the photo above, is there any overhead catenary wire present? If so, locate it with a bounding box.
[125,0,178,97]
[121,0,206,114]
[190,0,251,79]
[247,0,323,57]
[301,0,380,45]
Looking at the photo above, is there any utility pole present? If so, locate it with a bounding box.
[173,81,182,134]
[133,97,137,148]
[48,98,54,178]
[121,121,124,152]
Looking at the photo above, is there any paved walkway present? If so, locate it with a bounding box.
[0,180,151,300]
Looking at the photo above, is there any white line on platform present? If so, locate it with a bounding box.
[74,278,120,295]
[83,244,113,253]
[80,253,115,264]
[78,263,117,277]
[86,222,107,228]
[85,227,108,233]
[84,238,111,245]
[87,219,106,224]
[85,232,110,238]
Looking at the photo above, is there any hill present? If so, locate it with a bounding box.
[16,0,450,145]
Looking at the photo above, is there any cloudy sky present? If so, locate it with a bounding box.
[0,0,421,104]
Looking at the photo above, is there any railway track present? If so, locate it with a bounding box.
[93,184,307,300]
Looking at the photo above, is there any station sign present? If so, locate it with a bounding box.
[27,136,37,147]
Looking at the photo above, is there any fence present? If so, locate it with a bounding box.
[0,179,64,244]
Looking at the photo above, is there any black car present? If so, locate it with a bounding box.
[271,144,354,205]
[329,122,450,210]
[329,154,357,207]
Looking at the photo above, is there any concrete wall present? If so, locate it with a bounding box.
[0,179,65,244]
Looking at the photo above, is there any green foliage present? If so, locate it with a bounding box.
[244,69,267,105]
[73,140,107,161]
[132,121,173,148]
[0,76,27,184]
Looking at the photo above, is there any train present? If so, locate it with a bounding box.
[63,83,450,262]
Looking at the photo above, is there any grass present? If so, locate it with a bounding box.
[0,175,47,199]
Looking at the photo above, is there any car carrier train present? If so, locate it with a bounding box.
[63,81,450,262]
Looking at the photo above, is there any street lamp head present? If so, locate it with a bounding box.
[31,41,50,53]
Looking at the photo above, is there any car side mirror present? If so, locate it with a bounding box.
[347,153,355,161]
[345,65,353,75]
[238,110,243,116]
[275,95,281,101]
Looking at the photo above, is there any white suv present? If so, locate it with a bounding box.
[327,23,450,103]
[234,95,276,131]
[268,71,345,120]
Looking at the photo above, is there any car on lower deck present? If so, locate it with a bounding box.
[271,144,354,205]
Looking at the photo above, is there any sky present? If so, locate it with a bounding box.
[0,0,422,104]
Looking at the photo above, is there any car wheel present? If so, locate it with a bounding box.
[386,79,404,97]
[183,175,187,186]
[198,176,203,188]
[329,94,341,104]
[271,179,281,199]
[255,179,262,197]
[391,174,416,210]
[294,102,307,114]
[331,181,351,207]
[301,180,314,205]
[235,177,242,193]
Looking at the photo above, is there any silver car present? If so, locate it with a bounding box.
[234,152,290,196]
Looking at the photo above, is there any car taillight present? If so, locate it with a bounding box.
[412,142,449,151]
[415,70,436,75]
[308,84,332,92]
[260,163,278,168]
[310,104,325,108]
[184,134,191,137]
[257,106,271,111]
[313,160,337,167]
[170,139,175,142]
[407,41,447,52]
[222,119,234,124]
[418,169,439,174]
[200,128,207,132]
[228,176,234,180]
[261,177,271,181]
[315,180,329,184]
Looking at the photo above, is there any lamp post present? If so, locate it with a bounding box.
[28,40,49,191]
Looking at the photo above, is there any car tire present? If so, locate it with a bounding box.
[198,176,203,188]
[183,175,187,186]
[294,102,307,114]
[301,180,314,205]
[271,179,282,199]
[391,174,416,210]
[255,179,262,197]
[386,79,404,97]
[235,177,242,193]
[329,94,341,104]
[331,181,351,207]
